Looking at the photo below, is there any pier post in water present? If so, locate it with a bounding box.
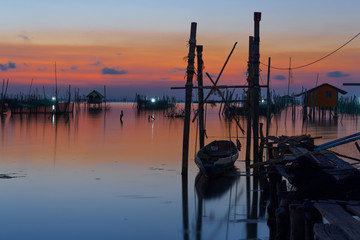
[246,36,254,167]
[252,12,261,164]
[182,22,197,176]
[197,45,205,149]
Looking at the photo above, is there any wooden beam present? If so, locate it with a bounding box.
[171,85,268,90]
[343,83,360,86]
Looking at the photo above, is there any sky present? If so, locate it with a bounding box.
[0,0,359,100]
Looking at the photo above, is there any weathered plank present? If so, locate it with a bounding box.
[314,202,360,240]
[313,223,350,240]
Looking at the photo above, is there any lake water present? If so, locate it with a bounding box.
[0,103,359,240]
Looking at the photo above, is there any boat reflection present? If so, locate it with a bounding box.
[189,168,269,240]
[194,170,240,240]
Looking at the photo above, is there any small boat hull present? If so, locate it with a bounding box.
[195,140,239,176]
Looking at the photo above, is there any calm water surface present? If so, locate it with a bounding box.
[0,103,359,240]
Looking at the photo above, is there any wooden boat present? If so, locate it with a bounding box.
[195,140,239,176]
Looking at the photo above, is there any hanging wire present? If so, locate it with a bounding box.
[260,32,360,70]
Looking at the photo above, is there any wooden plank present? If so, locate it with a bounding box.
[313,223,350,240]
[314,202,360,240]
[346,205,360,218]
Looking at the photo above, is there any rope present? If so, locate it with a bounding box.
[260,32,360,70]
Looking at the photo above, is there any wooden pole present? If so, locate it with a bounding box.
[246,36,254,167]
[54,62,58,113]
[266,57,271,161]
[197,45,205,149]
[182,22,197,176]
[104,85,107,110]
[253,12,261,164]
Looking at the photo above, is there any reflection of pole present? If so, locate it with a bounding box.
[182,22,197,176]
[196,184,203,240]
[252,12,261,164]
[182,175,190,240]
[247,173,259,239]
[197,45,205,149]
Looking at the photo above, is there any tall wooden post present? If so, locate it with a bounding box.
[253,12,261,164]
[197,45,205,149]
[182,22,197,176]
[54,62,58,113]
[266,57,271,138]
[104,85,107,110]
[246,36,254,167]
[266,57,271,161]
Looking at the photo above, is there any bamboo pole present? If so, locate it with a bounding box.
[182,22,197,176]
[266,57,271,161]
[197,45,205,149]
[246,36,254,167]
[252,12,261,164]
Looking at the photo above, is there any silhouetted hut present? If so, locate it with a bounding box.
[86,90,104,110]
[296,83,347,119]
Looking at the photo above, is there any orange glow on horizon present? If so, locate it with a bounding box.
[0,30,358,92]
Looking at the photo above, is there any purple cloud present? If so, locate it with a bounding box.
[18,34,29,41]
[90,61,102,66]
[274,75,286,80]
[327,71,350,78]
[102,67,128,75]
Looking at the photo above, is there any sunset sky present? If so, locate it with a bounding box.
[0,0,359,99]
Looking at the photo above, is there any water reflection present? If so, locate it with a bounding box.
[0,103,359,239]
[194,172,239,240]
[190,168,271,240]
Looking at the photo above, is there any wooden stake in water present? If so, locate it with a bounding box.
[182,22,197,176]
[253,12,261,164]
[266,57,271,161]
[197,45,205,149]
[246,36,254,167]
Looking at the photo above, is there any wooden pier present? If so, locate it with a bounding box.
[255,134,360,240]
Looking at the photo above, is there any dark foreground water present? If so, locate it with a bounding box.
[0,103,359,240]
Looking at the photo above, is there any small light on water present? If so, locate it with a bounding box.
[151,98,156,103]
[52,96,56,101]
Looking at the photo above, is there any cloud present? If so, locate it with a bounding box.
[8,62,16,69]
[171,67,186,73]
[102,67,128,75]
[274,75,286,80]
[18,34,29,41]
[327,71,350,78]
[60,66,77,72]
[0,64,8,71]
[209,74,216,79]
[37,68,48,72]
[116,53,121,56]
[160,77,170,81]
[0,62,17,71]
[90,61,102,66]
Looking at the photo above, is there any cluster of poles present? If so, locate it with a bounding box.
[177,12,273,177]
